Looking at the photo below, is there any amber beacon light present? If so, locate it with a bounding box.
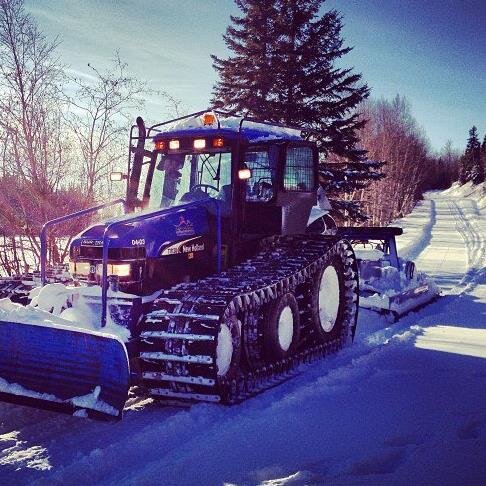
[202,112,216,125]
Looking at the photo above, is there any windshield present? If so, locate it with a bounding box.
[148,152,232,209]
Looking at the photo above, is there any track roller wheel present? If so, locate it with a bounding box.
[310,245,353,343]
[263,292,300,361]
[216,315,241,380]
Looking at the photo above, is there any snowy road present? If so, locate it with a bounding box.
[0,183,485,485]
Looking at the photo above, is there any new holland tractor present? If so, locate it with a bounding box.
[0,110,436,420]
[0,110,360,419]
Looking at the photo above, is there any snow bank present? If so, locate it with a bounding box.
[441,180,484,199]
[415,324,486,359]
[392,198,436,261]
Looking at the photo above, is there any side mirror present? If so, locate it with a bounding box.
[110,172,127,182]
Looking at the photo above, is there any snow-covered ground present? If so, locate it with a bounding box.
[0,183,485,485]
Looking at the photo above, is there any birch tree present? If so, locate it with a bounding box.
[0,0,84,273]
[65,55,183,198]
[353,96,431,225]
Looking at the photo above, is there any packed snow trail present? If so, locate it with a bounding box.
[0,183,484,485]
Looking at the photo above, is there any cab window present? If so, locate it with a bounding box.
[137,162,151,201]
[284,146,314,191]
[148,152,232,209]
[245,147,278,202]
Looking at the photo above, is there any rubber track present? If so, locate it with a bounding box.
[139,235,359,404]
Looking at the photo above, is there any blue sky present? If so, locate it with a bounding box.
[26,0,486,152]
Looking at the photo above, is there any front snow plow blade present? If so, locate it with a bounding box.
[0,320,130,420]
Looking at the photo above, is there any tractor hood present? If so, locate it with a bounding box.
[70,204,210,259]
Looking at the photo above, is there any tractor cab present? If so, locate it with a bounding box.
[123,110,319,264]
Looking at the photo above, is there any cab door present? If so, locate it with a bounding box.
[241,144,283,236]
[278,142,318,235]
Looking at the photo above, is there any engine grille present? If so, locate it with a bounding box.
[72,246,146,260]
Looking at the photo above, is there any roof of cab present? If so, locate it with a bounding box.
[150,111,304,144]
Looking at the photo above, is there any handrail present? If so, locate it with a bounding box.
[100,198,222,327]
[40,199,127,285]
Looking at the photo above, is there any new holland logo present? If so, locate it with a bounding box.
[174,215,195,237]
[161,237,205,256]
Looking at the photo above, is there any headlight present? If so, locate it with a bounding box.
[109,263,131,277]
[69,261,91,275]
[96,263,131,278]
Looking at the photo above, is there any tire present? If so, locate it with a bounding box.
[263,292,300,361]
[310,241,359,343]
[216,315,241,380]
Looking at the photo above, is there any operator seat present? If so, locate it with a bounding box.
[180,188,207,203]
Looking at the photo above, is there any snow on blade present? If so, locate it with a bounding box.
[0,378,60,403]
[70,386,120,417]
[0,379,119,417]
[0,284,131,343]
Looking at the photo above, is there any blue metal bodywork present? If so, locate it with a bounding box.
[152,126,303,145]
[70,199,221,327]
[71,203,211,259]
[0,198,221,419]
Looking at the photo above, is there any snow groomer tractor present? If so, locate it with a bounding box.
[0,110,360,420]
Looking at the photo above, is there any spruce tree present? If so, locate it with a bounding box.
[320,159,385,221]
[211,1,280,118]
[480,135,486,184]
[212,0,369,161]
[211,0,379,222]
[460,126,482,184]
